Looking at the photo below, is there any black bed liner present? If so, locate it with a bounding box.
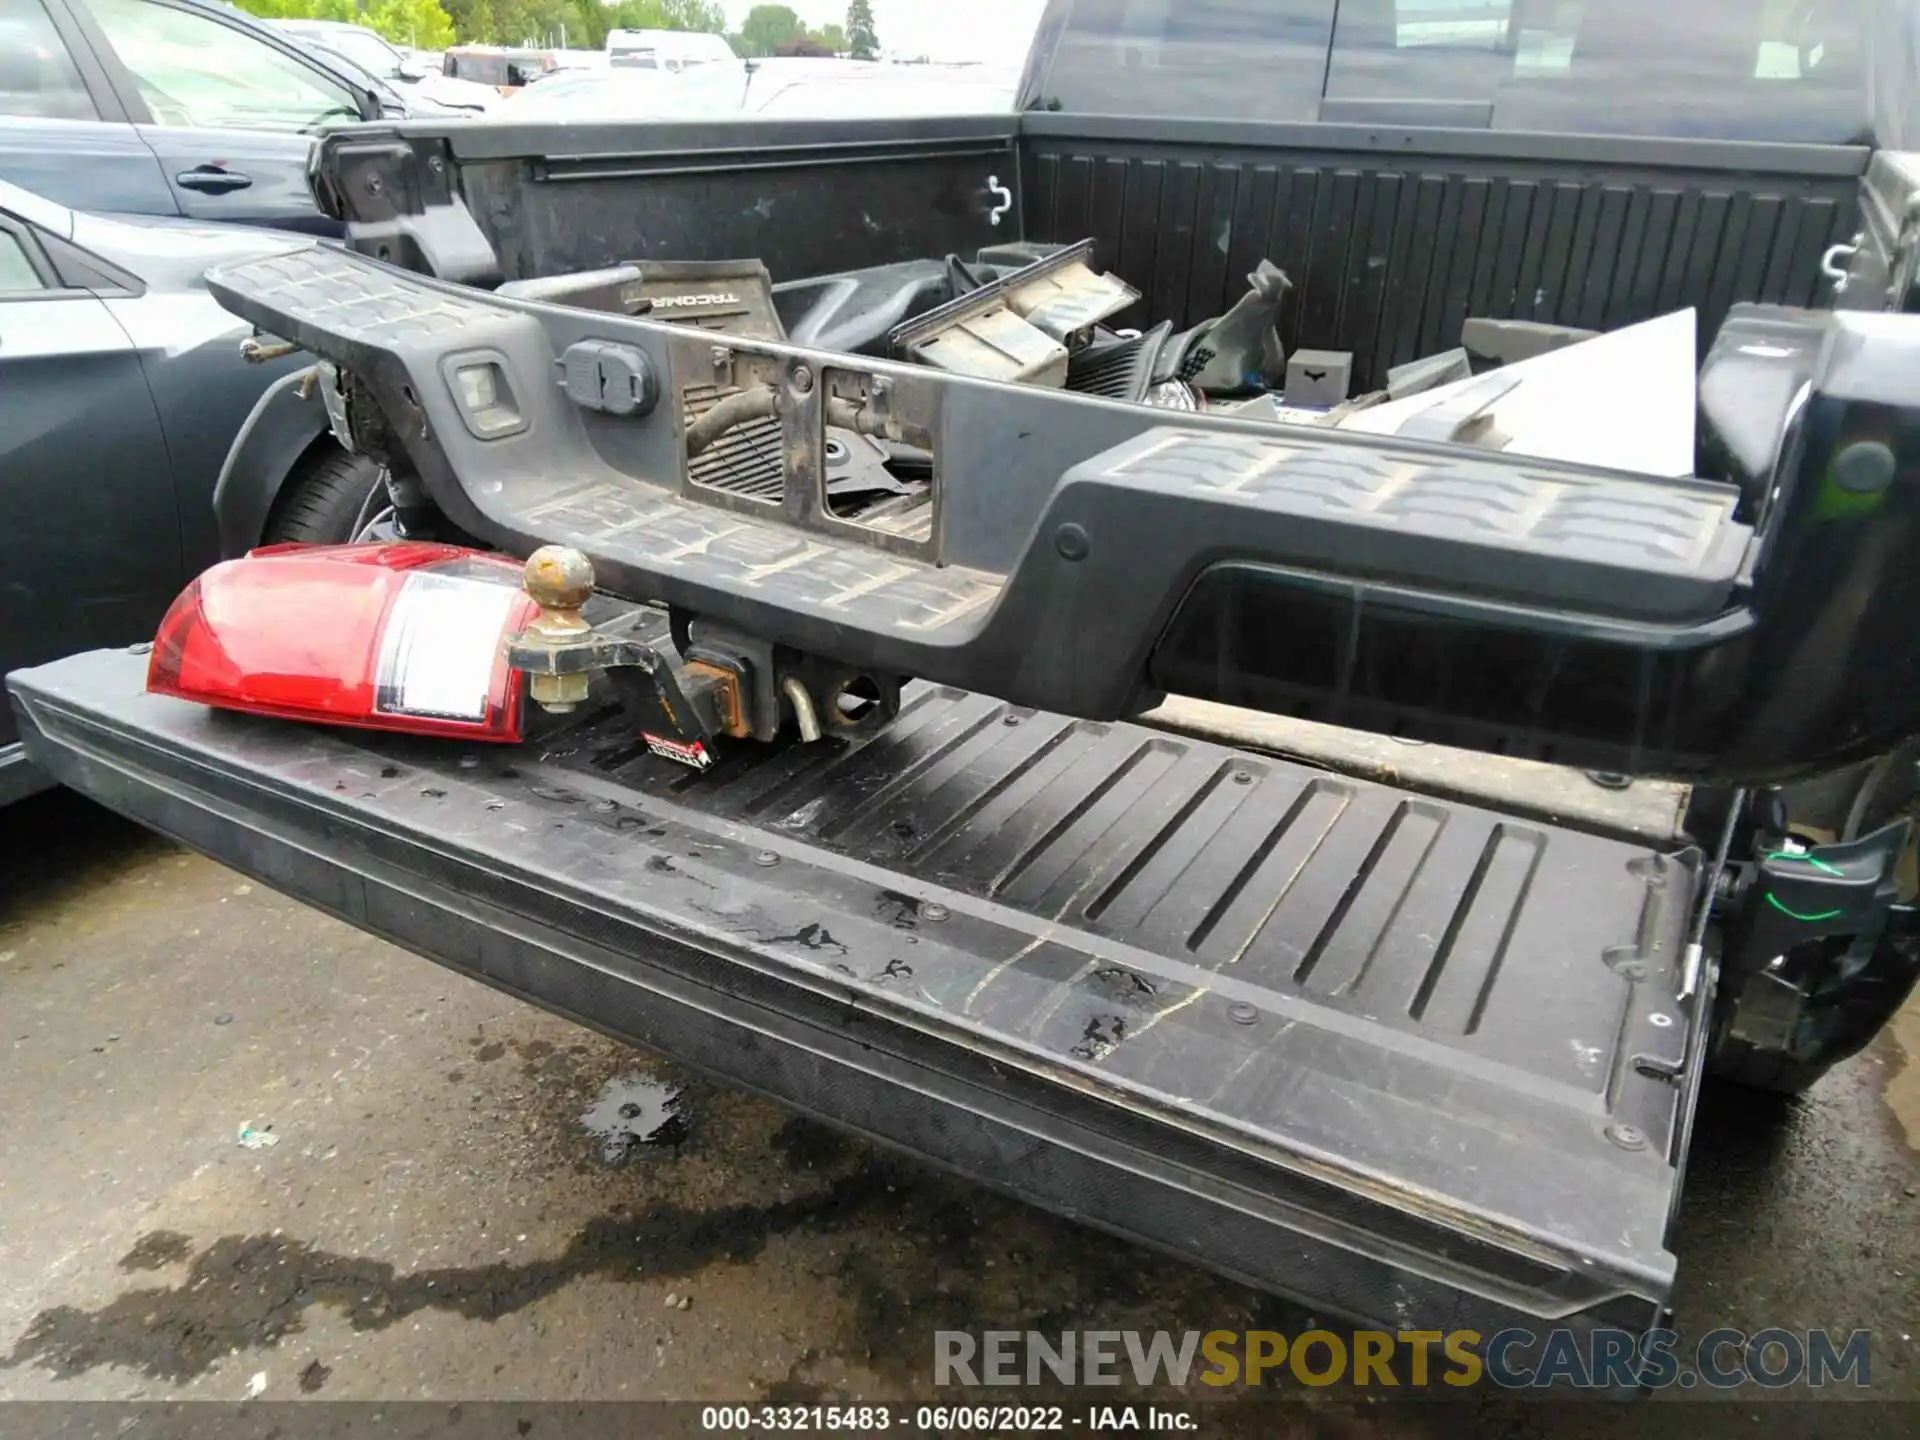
[8,643,1709,1335]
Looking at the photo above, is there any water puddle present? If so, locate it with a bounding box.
[581,1074,691,1166]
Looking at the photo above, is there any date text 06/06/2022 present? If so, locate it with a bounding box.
[698,1404,1195,1431]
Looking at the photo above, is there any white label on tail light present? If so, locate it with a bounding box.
[375,572,519,722]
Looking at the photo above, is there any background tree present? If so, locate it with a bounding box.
[236,0,729,49]
[436,0,491,42]
[362,0,455,48]
[487,0,540,44]
[232,0,354,26]
[234,0,452,48]
[844,0,877,59]
[811,21,847,52]
[236,0,455,47]
[605,0,725,35]
[733,4,805,57]
[673,0,726,28]
[495,0,693,48]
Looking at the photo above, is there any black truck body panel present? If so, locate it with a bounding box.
[316,117,1023,292]
[10,645,1705,1335]
[1846,148,1920,314]
[308,116,1866,393]
[1020,116,1866,391]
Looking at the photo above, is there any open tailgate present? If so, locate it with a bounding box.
[8,642,1710,1337]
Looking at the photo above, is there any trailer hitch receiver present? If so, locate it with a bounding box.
[504,547,905,770]
[505,546,739,767]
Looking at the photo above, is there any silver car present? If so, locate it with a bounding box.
[268,19,499,113]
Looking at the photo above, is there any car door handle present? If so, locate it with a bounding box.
[176,166,253,195]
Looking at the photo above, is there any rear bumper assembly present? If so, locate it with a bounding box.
[205,243,1920,784]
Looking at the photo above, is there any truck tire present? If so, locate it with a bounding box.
[1707,1006,1830,1096]
[1708,1038,1824,1095]
[261,446,384,545]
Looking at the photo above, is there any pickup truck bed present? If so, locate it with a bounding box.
[10,639,1707,1337]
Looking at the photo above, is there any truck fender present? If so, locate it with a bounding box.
[211,368,335,559]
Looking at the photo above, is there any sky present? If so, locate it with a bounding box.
[720,1,1048,65]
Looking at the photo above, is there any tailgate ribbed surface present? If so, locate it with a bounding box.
[10,647,1705,1332]
[584,669,1684,1075]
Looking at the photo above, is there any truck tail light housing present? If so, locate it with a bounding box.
[147,543,538,742]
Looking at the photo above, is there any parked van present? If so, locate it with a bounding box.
[441,44,554,93]
[604,28,736,72]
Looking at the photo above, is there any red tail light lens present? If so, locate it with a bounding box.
[148,543,537,742]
